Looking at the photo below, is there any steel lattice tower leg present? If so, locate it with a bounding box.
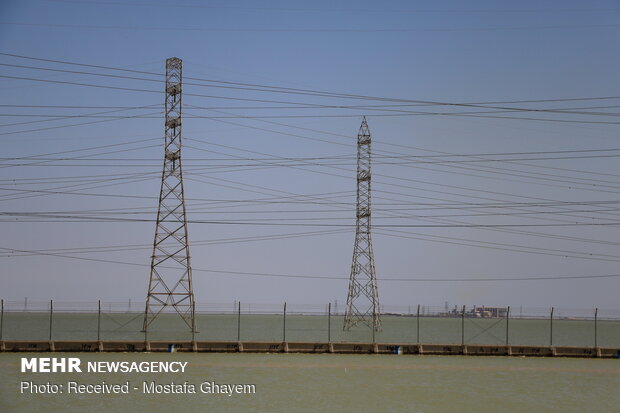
[143,57,196,333]
[344,117,381,331]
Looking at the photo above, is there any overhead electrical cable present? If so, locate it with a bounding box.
[2,246,620,282]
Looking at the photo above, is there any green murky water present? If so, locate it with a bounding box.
[1,352,618,412]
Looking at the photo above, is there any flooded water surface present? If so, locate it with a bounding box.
[1,352,619,412]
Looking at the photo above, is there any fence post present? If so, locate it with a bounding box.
[237,301,241,342]
[505,306,510,346]
[328,302,331,343]
[416,304,420,344]
[49,299,54,341]
[550,307,554,346]
[461,305,465,346]
[283,302,287,342]
[97,300,101,341]
[0,299,4,341]
[594,307,598,348]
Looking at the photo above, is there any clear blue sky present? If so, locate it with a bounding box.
[1,0,620,313]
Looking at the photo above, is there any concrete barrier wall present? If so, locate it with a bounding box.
[552,346,597,357]
[464,345,509,356]
[419,344,462,355]
[509,345,554,357]
[240,341,285,353]
[1,341,53,352]
[99,341,148,352]
[1,340,618,358]
[195,341,239,352]
[331,342,375,354]
[286,342,330,353]
[52,341,98,352]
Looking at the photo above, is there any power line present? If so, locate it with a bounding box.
[0,110,163,136]
[2,246,620,282]
[185,136,620,224]
[0,51,615,110]
[3,52,620,289]
[184,112,620,222]
[6,61,620,120]
[0,141,160,171]
[0,136,158,161]
[197,107,620,183]
[3,21,620,32]
[37,1,620,14]
[3,53,620,120]
[0,104,163,109]
[5,212,620,228]
[0,228,350,256]
[7,148,620,162]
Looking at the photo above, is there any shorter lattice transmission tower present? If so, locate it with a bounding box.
[143,57,196,333]
[344,117,381,331]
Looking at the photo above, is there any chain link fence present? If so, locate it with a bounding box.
[1,299,618,347]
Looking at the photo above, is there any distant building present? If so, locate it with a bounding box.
[469,306,508,318]
[441,305,508,318]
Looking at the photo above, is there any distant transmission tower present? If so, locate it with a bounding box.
[143,57,196,333]
[344,117,381,331]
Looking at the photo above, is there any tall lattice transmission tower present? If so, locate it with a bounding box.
[143,57,196,333]
[344,117,381,331]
